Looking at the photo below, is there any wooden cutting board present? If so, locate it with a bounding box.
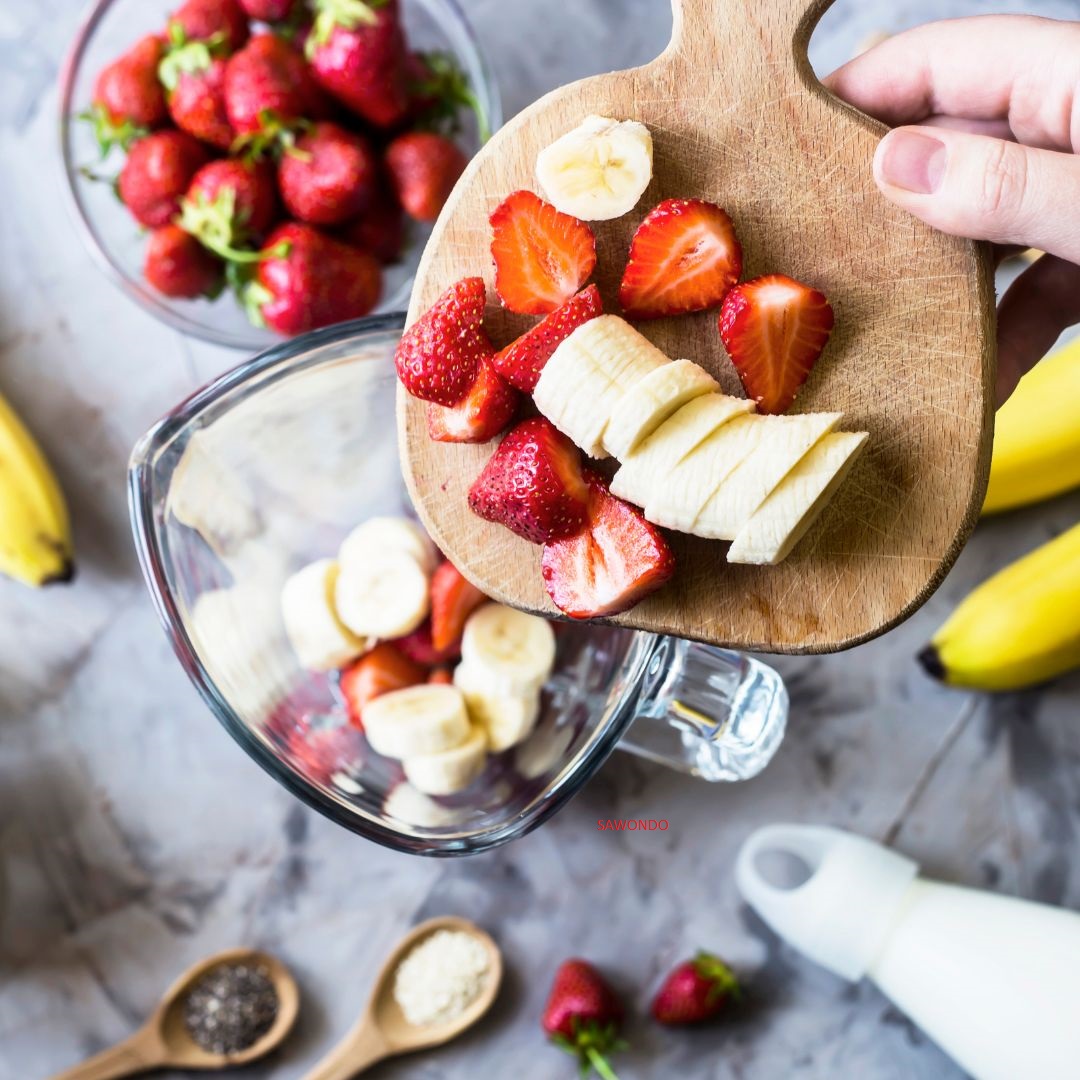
[398,0,995,654]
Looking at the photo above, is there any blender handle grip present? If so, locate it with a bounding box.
[620,637,788,781]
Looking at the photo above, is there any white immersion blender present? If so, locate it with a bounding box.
[735,824,1080,1080]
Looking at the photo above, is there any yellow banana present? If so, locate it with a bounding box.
[983,335,1080,514]
[0,392,74,587]
[919,522,1080,691]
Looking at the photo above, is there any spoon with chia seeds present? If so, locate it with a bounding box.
[49,948,299,1079]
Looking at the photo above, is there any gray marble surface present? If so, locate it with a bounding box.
[2,1,1080,1077]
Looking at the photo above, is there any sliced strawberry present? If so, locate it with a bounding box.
[430,561,487,652]
[339,643,425,730]
[468,417,589,544]
[428,666,454,685]
[542,471,675,619]
[395,277,490,406]
[490,191,596,315]
[619,198,743,320]
[394,621,460,666]
[427,355,520,444]
[719,274,834,414]
[491,285,602,392]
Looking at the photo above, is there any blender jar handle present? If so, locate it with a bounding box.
[619,637,788,781]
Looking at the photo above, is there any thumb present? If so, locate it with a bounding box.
[873,126,1080,264]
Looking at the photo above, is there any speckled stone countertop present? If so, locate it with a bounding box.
[2,1,1079,1077]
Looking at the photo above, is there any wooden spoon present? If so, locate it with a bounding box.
[399,0,996,653]
[49,948,299,1079]
[303,916,502,1080]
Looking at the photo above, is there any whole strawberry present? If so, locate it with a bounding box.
[651,951,740,1025]
[306,0,409,129]
[160,47,234,149]
[181,159,279,258]
[238,0,298,20]
[385,131,466,222]
[169,0,250,52]
[224,33,329,136]
[242,222,382,335]
[394,277,489,406]
[88,34,168,152]
[277,121,378,226]
[339,187,405,264]
[542,959,626,1080]
[118,130,210,228]
[144,224,223,298]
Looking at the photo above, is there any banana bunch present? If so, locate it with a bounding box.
[0,392,74,588]
[983,335,1080,514]
[919,522,1080,691]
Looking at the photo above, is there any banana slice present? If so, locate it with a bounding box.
[694,413,841,539]
[383,782,467,827]
[402,723,489,796]
[339,516,438,576]
[536,115,653,221]
[334,550,431,639]
[534,316,669,457]
[281,559,370,672]
[454,662,541,752]
[362,683,471,759]
[611,393,756,506]
[728,432,869,565]
[603,358,720,459]
[461,603,557,694]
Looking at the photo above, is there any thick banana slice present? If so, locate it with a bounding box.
[461,603,557,693]
[281,559,369,672]
[454,662,541,752]
[362,684,471,759]
[534,316,669,457]
[402,723,489,796]
[694,413,841,540]
[334,550,431,639]
[339,516,438,576]
[383,782,467,827]
[728,432,868,565]
[603,358,719,459]
[536,115,653,221]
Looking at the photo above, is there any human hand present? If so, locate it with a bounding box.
[825,15,1080,404]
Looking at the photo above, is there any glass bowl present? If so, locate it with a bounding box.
[128,316,789,856]
[58,0,501,351]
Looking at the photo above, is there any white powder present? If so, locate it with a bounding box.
[392,929,492,1027]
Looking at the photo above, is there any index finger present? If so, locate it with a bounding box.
[823,15,1080,152]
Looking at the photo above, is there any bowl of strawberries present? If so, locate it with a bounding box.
[59,0,500,350]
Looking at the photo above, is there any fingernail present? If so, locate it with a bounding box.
[878,130,947,194]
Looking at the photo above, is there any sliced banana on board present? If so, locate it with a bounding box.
[334,550,431,639]
[339,516,439,576]
[534,316,669,457]
[281,559,370,672]
[461,603,557,694]
[728,431,869,565]
[454,662,541,752]
[362,684,471,759]
[403,723,489,796]
[603,358,720,459]
[536,114,654,221]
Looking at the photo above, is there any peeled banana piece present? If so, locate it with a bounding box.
[403,722,489,795]
[281,558,369,671]
[536,114,653,221]
[362,684,471,759]
[920,521,1080,691]
[0,391,74,588]
[460,603,556,694]
[454,661,541,752]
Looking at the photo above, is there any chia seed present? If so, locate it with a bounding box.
[182,960,279,1055]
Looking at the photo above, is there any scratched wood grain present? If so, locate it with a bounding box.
[398,0,996,653]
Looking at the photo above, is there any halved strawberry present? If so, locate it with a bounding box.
[427,355,520,443]
[490,191,596,315]
[619,198,743,320]
[468,417,590,544]
[428,667,454,685]
[541,471,675,619]
[339,643,425,729]
[395,277,491,406]
[491,285,602,392]
[719,274,834,414]
[394,621,460,666]
[430,561,487,652]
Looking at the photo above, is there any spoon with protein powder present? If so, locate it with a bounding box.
[304,916,502,1079]
[49,948,299,1079]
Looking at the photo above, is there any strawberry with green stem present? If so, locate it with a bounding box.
[117,129,209,228]
[277,121,379,226]
[144,224,223,299]
[179,158,279,262]
[168,0,250,53]
[651,951,741,1025]
[542,959,626,1080]
[85,34,168,155]
[159,25,234,149]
